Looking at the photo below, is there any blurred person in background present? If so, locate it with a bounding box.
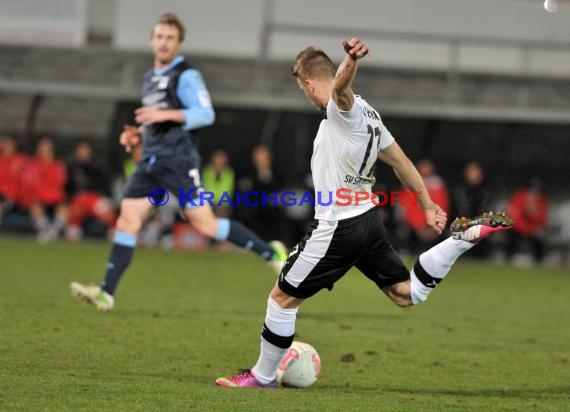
[202,149,235,218]
[557,199,570,265]
[402,159,450,252]
[122,142,143,180]
[237,145,283,241]
[202,149,235,250]
[0,136,28,228]
[451,161,493,258]
[111,143,143,205]
[506,177,549,265]
[65,141,116,242]
[21,137,67,242]
[70,13,286,312]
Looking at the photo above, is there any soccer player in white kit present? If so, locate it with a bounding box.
[216,38,513,388]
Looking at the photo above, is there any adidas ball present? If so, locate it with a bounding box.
[277,341,321,388]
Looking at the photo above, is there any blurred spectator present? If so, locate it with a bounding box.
[506,177,549,265]
[402,159,449,252]
[452,161,492,218]
[65,141,116,242]
[0,136,28,227]
[451,161,493,258]
[372,179,397,239]
[558,200,570,265]
[202,149,235,218]
[112,143,143,206]
[237,145,283,241]
[123,143,143,179]
[21,137,68,242]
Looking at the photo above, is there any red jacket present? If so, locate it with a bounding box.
[19,157,67,207]
[507,189,549,236]
[404,175,450,230]
[0,153,28,202]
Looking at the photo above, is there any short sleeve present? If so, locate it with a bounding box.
[177,69,215,130]
[328,98,363,129]
[379,122,395,149]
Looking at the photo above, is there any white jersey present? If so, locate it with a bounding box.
[311,95,395,221]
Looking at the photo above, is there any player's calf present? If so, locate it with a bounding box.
[382,281,413,308]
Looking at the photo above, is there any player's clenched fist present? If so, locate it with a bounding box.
[425,204,448,235]
[119,124,140,153]
[341,37,370,60]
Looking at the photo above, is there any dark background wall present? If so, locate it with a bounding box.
[107,102,570,201]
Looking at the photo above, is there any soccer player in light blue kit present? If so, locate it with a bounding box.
[70,13,286,312]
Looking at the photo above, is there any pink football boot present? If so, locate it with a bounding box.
[216,369,277,388]
[451,211,514,244]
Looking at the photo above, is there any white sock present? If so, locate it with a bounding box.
[34,216,49,231]
[252,297,297,384]
[410,237,474,304]
[51,216,66,232]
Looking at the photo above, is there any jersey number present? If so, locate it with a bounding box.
[188,168,202,188]
[359,125,380,178]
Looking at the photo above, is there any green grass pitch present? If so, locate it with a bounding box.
[1,237,568,411]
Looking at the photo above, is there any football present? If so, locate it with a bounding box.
[276,341,321,388]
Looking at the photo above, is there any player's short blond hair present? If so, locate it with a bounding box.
[153,13,186,43]
[290,47,336,80]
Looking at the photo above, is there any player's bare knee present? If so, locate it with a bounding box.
[116,213,142,234]
[383,281,413,308]
[270,286,303,309]
[190,219,217,238]
[393,289,413,307]
[391,295,413,308]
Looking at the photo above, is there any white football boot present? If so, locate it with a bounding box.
[70,282,114,313]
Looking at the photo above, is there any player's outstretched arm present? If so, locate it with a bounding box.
[332,37,370,111]
[379,142,447,234]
